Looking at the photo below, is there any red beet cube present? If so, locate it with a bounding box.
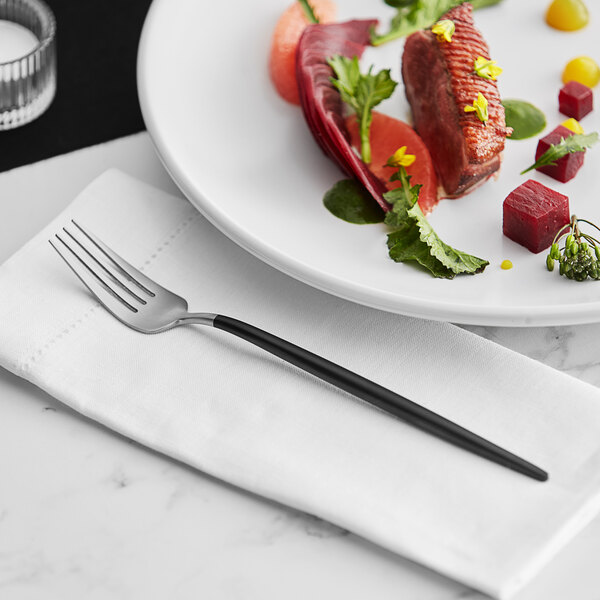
[535,125,585,183]
[559,81,593,120]
[503,179,569,254]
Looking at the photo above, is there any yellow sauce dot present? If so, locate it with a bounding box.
[546,0,589,31]
[561,118,584,134]
[562,56,600,88]
[501,259,513,270]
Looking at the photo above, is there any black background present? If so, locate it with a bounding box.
[0,0,152,173]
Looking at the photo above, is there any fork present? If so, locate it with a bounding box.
[50,220,548,482]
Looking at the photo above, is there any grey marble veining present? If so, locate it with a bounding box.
[463,323,600,387]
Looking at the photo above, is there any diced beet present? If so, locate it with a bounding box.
[559,81,593,120]
[503,179,569,254]
[535,125,585,183]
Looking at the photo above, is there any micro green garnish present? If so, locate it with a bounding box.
[298,0,319,23]
[327,55,398,164]
[502,99,546,140]
[521,132,599,174]
[384,164,488,278]
[546,215,600,281]
[371,0,503,46]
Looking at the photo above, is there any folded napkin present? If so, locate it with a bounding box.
[3,170,600,598]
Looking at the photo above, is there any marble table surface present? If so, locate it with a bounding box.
[2,133,600,600]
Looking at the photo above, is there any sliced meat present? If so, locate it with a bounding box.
[296,20,391,212]
[402,3,511,197]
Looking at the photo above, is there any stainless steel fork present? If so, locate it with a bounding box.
[50,220,548,482]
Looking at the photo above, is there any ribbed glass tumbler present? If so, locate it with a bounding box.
[0,0,56,130]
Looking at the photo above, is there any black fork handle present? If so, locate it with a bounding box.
[212,315,547,482]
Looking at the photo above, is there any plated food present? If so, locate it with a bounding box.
[269,0,598,280]
[139,0,600,324]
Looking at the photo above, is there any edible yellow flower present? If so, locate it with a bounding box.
[473,56,503,81]
[432,19,455,42]
[464,92,489,123]
[561,117,584,134]
[387,146,416,168]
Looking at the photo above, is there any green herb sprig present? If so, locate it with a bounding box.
[327,55,397,164]
[521,132,599,174]
[384,166,488,278]
[298,0,319,23]
[546,216,600,281]
[321,164,488,277]
[371,0,503,46]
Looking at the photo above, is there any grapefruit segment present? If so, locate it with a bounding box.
[269,0,336,105]
[346,112,440,214]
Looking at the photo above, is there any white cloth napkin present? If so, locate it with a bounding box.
[2,170,600,598]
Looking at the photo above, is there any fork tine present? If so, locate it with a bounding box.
[62,227,148,305]
[49,235,139,314]
[71,220,157,297]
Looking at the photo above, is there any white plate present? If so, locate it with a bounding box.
[138,0,599,326]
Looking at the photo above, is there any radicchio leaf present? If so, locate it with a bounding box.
[295,20,391,212]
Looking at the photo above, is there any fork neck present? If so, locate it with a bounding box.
[177,312,218,327]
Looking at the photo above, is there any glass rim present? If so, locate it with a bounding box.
[0,0,56,66]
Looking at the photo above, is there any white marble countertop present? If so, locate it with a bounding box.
[2,133,600,599]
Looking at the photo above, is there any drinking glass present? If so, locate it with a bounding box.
[0,0,56,130]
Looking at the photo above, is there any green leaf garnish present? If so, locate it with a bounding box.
[327,55,398,164]
[502,99,546,140]
[384,167,488,278]
[382,164,422,225]
[384,0,418,7]
[406,203,490,275]
[323,179,385,224]
[521,132,599,174]
[371,0,503,46]
[297,0,319,23]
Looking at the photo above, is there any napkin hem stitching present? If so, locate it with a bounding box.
[16,213,199,376]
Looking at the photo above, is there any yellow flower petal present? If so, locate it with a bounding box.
[432,19,455,42]
[387,146,416,168]
[464,92,489,123]
[561,117,584,134]
[473,56,503,81]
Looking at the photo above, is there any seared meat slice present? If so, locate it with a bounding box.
[402,3,511,197]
